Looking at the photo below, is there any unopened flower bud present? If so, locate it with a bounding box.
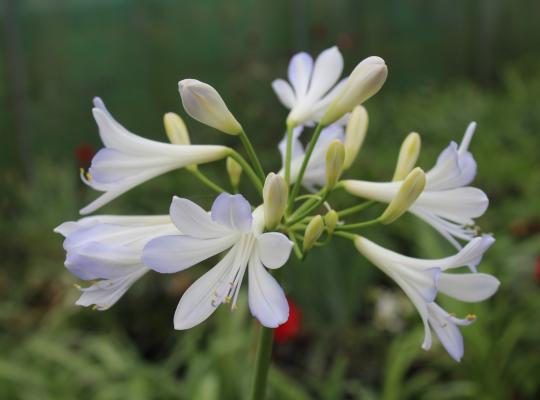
[392,132,421,181]
[326,140,346,188]
[178,79,242,135]
[163,112,190,145]
[321,57,387,126]
[263,173,288,229]
[344,106,368,169]
[379,167,426,224]
[324,210,338,235]
[303,215,324,251]
[226,157,242,188]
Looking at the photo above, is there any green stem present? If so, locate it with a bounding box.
[250,326,274,400]
[228,150,263,195]
[287,230,303,259]
[337,218,381,230]
[284,124,294,187]
[337,201,375,218]
[189,167,225,193]
[287,123,326,214]
[287,188,328,226]
[239,130,266,181]
[333,231,358,241]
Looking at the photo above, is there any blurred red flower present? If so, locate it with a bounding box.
[75,144,95,168]
[274,298,302,343]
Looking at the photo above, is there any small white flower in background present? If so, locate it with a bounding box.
[54,215,177,310]
[343,122,488,248]
[355,235,499,361]
[272,46,346,127]
[80,98,230,215]
[278,123,345,190]
[142,193,293,329]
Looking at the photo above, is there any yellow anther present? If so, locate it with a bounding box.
[91,305,98,311]
[466,314,477,321]
[224,296,232,304]
[73,283,82,289]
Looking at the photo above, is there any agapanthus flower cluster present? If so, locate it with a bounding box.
[56,46,499,362]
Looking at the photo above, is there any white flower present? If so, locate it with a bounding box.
[80,97,230,215]
[343,122,488,248]
[142,193,294,329]
[272,46,346,127]
[355,235,499,361]
[54,215,177,310]
[278,123,345,191]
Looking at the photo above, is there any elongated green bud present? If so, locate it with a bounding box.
[321,57,387,126]
[226,157,242,188]
[379,167,426,224]
[324,210,338,235]
[392,132,421,181]
[343,106,368,170]
[303,215,324,251]
[178,79,242,135]
[326,140,346,189]
[263,173,288,230]
[164,112,190,145]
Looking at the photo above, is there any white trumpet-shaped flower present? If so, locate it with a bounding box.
[355,235,499,361]
[344,122,488,248]
[80,98,230,215]
[272,46,346,127]
[54,215,177,310]
[278,123,345,191]
[142,193,293,330]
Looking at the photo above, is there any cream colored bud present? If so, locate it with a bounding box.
[226,157,242,188]
[326,140,346,188]
[379,167,426,224]
[324,210,338,235]
[303,215,324,251]
[263,173,288,230]
[163,112,190,145]
[343,106,369,169]
[321,57,387,126]
[178,79,242,135]
[392,132,421,181]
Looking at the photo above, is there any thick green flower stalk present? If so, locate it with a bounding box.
[55,46,499,400]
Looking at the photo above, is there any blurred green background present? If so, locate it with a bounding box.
[1,0,539,399]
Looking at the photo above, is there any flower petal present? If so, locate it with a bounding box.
[248,255,289,327]
[142,234,237,273]
[173,247,237,329]
[76,267,147,310]
[427,303,465,362]
[307,46,344,101]
[211,193,252,233]
[256,232,293,269]
[272,79,296,109]
[65,242,141,280]
[438,272,500,302]
[169,196,230,238]
[288,52,313,99]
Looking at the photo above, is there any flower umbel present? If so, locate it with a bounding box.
[56,44,499,397]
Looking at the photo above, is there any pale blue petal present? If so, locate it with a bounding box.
[211,193,253,232]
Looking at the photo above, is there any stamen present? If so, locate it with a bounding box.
[466,313,477,321]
